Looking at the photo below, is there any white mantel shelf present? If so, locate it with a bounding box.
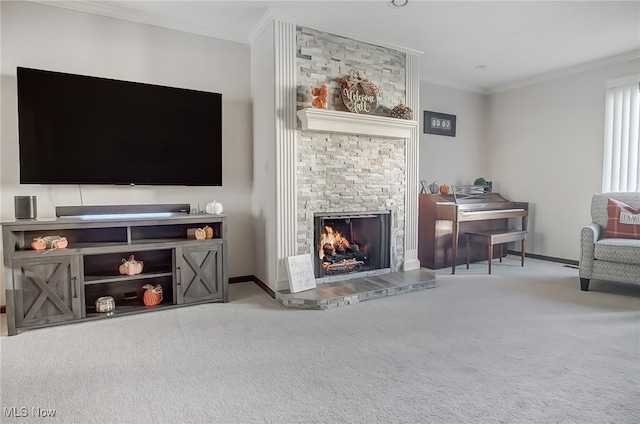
[297,108,418,139]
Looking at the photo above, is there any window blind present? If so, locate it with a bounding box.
[602,75,640,192]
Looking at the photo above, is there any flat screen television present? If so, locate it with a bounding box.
[17,67,222,186]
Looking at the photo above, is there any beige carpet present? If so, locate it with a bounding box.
[0,257,638,423]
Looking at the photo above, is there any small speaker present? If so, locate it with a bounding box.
[14,196,37,219]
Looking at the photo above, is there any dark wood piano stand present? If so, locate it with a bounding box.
[465,230,527,274]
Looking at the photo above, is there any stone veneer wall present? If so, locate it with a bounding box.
[296,26,406,114]
[295,26,408,271]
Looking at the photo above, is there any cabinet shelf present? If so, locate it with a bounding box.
[84,303,174,320]
[129,238,222,247]
[11,239,223,261]
[83,271,173,285]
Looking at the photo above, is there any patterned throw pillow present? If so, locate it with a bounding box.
[605,198,640,239]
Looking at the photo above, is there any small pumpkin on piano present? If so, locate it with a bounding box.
[439,184,450,194]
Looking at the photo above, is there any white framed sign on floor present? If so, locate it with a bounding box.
[286,254,317,293]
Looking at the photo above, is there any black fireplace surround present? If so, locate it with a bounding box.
[314,211,391,279]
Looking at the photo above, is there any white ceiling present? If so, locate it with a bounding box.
[37,0,640,93]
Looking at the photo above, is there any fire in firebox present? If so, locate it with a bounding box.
[314,211,391,279]
[319,226,367,272]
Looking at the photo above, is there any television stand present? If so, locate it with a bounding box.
[2,213,228,336]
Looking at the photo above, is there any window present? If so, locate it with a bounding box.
[602,75,640,192]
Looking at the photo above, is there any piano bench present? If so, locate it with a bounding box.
[465,230,527,274]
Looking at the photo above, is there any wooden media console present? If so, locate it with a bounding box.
[2,212,228,336]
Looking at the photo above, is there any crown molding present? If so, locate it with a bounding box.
[249,8,423,56]
[30,1,637,96]
[31,0,249,44]
[488,49,640,95]
[422,49,640,96]
[248,8,278,44]
[420,75,489,95]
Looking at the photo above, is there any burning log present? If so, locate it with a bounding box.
[318,225,367,272]
[326,259,365,271]
[324,242,360,256]
[323,249,367,264]
[323,243,335,257]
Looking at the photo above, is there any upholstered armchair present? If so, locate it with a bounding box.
[579,192,640,291]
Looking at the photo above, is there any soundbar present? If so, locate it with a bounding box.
[56,204,191,218]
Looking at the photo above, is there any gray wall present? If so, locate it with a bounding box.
[419,82,488,188]
[0,1,255,304]
[487,59,640,261]
[250,20,277,289]
[419,58,640,262]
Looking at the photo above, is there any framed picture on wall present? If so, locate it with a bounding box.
[424,111,457,137]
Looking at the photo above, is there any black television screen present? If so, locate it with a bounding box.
[17,67,222,186]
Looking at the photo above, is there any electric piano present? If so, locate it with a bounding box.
[418,186,528,273]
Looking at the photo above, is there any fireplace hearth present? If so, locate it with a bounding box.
[314,211,391,280]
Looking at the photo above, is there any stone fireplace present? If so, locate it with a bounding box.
[296,128,407,275]
[250,18,421,291]
[314,211,391,281]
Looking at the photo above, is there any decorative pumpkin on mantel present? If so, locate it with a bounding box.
[311,84,329,109]
[119,255,144,275]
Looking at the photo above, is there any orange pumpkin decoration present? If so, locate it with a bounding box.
[54,238,68,249]
[187,228,206,240]
[311,84,329,109]
[119,255,144,275]
[31,236,68,251]
[31,238,47,251]
[440,184,450,194]
[142,284,163,306]
[203,225,214,239]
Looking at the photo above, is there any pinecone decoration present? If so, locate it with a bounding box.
[390,103,413,120]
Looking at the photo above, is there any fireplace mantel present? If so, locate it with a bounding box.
[297,108,418,139]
